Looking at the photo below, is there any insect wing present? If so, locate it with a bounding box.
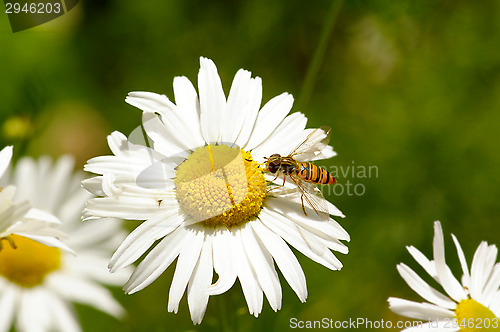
[289,126,331,161]
[289,175,331,220]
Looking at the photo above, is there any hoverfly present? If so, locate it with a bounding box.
[262,126,336,220]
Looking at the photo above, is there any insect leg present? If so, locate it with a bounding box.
[266,173,287,194]
[300,194,309,216]
[272,172,280,183]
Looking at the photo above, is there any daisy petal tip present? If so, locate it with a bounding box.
[1,145,13,158]
[200,57,216,69]
[123,286,135,295]
[126,91,144,97]
[434,220,443,229]
[107,262,116,273]
[281,92,294,103]
[168,306,179,315]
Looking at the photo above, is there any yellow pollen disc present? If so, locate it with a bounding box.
[0,235,61,288]
[175,144,266,228]
[455,298,500,331]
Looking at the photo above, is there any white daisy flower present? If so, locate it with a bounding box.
[0,155,131,332]
[0,146,68,251]
[388,221,500,331]
[83,57,349,324]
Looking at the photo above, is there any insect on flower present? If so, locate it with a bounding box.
[262,126,336,219]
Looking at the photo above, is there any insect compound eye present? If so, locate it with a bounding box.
[265,154,281,174]
[268,162,280,174]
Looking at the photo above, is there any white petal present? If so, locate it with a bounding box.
[407,245,438,280]
[84,157,152,178]
[291,127,336,162]
[65,217,120,250]
[470,241,498,302]
[0,194,30,233]
[167,225,205,313]
[136,161,180,192]
[0,285,16,332]
[18,288,51,332]
[142,112,191,156]
[267,196,349,243]
[388,297,455,321]
[224,69,262,147]
[187,233,213,325]
[66,253,129,286]
[107,131,160,160]
[207,227,238,295]
[489,291,500,317]
[232,228,263,317]
[109,212,183,271]
[0,185,16,208]
[240,224,282,311]
[84,131,165,177]
[107,131,129,156]
[81,177,105,196]
[305,145,337,162]
[56,177,89,226]
[24,208,60,224]
[251,112,307,159]
[48,274,124,318]
[326,200,345,218]
[123,224,187,294]
[17,234,74,254]
[44,290,81,332]
[245,93,294,151]
[127,91,202,150]
[38,155,75,213]
[259,208,341,270]
[396,263,456,309]
[173,76,205,147]
[12,157,37,205]
[198,57,226,144]
[125,91,176,115]
[482,263,500,307]
[84,196,169,221]
[451,234,470,289]
[297,225,330,257]
[432,221,467,302]
[0,146,13,179]
[251,220,307,302]
[233,76,262,148]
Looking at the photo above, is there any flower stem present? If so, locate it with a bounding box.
[296,0,344,112]
[216,293,235,332]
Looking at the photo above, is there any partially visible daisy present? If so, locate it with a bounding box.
[0,146,68,250]
[0,155,131,332]
[83,57,349,324]
[388,221,500,331]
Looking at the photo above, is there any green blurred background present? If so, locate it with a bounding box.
[1,0,500,330]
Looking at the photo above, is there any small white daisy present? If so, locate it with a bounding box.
[388,221,500,331]
[0,155,131,332]
[83,57,349,324]
[0,146,68,251]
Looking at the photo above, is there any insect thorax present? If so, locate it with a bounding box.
[280,157,299,175]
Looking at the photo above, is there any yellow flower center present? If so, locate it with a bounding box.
[455,299,500,331]
[174,144,266,228]
[0,235,61,287]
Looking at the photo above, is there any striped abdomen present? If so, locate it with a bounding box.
[297,162,336,184]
